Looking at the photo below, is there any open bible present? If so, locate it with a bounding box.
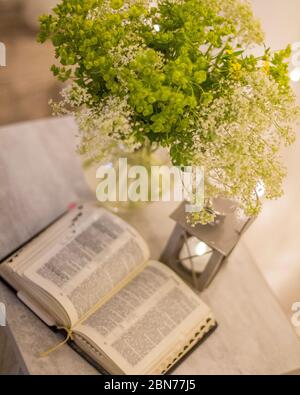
[0,203,216,375]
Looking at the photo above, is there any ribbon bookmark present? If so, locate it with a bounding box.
[39,327,74,358]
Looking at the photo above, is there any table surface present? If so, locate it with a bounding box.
[1,117,300,375]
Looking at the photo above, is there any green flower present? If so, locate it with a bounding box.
[110,0,124,10]
[39,0,300,224]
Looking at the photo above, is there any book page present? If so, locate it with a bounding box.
[74,261,212,374]
[23,206,149,325]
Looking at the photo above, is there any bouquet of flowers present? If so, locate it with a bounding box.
[39,0,300,223]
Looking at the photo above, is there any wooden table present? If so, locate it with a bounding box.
[1,117,300,375]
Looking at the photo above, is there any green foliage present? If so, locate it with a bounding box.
[39,0,300,223]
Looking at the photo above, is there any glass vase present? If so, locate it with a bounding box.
[82,142,170,213]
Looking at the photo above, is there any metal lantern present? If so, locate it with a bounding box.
[160,200,254,291]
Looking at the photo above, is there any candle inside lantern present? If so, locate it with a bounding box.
[179,237,212,274]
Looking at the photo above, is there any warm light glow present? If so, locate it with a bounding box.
[179,237,212,274]
[290,67,300,82]
[195,241,208,256]
[291,42,300,52]
[256,181,265,198]
[153,24,160,32]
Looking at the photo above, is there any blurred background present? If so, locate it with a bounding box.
[0,0,59,125]
[0,0,300,335]
[0,0,299,123]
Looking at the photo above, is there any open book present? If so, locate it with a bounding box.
[0,203,216,375]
